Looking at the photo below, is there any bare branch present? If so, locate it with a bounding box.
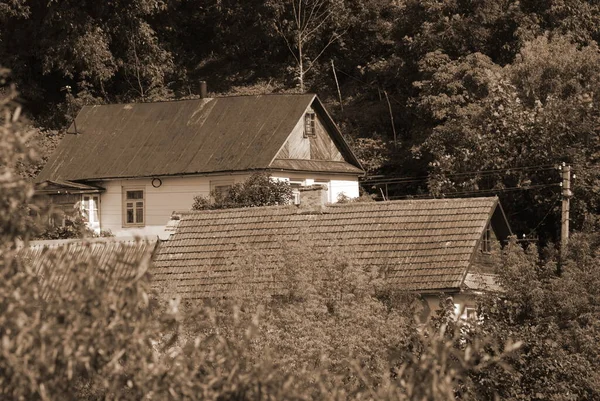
[304,9,334,39]
[304,30,346,74]
[274,23,300,64]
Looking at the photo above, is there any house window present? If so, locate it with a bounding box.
[481,224,492,253]
[289,181,302,205]
[123,189,145,226]
[455,304,478,321]
[81,195,100,224]
[303,110,316,138]
[210,180,234,200]
[465,307,478,320]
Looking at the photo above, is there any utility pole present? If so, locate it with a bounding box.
[560,163,572,257]
[331,60,343,112]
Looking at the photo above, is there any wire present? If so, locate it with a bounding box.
[524,194,562,238]
[384,183,559,200]
[362,164,558,185]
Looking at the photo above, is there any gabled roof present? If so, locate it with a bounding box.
[152,197,511,300]
[36,94,362,182]
[19,237,159,299]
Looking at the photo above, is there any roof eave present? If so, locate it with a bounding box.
[265,166,364,176]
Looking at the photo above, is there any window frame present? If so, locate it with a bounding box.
[289,181,303,205]
[122,187,146,227]
[81,195,100,224]
[481,223,492,254]
[210,179,234,201]
[303,110,316,138]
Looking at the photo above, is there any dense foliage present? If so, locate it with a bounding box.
[192,172,293,210]
[470,234,600,400]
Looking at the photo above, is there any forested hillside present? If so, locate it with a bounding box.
[3,0,600,240]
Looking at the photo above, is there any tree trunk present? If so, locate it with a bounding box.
[298,32,304,92]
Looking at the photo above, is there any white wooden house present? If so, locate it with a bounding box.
[35,94,364,237]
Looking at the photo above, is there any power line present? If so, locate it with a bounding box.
[525,194,562,238]
[332,66,404,106]
[362,164,558,185]
[384,183,559,200]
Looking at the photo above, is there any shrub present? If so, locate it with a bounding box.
[192,172,293,210]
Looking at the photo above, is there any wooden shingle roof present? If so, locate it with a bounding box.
[36,94,362,182]
[152,197,509,299]
[19,237,159,299]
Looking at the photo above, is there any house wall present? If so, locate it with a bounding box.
[98,172,359,237]
[98,174,249,237]
[269,172,360,203]
[471,224,502,273]
[420,293,480,322]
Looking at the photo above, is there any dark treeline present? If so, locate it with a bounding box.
[3,0,600,241]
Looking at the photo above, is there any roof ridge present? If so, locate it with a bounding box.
[173,196,499,216]
[80,93,316,108]
[174,204,299,216]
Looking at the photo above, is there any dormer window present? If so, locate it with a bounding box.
[304,110,316,138]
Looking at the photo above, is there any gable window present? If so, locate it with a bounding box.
[481,223,492,253]
[123,188,145,226]
[303,110,316,138]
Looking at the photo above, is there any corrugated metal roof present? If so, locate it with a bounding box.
[19,237,159,299]
[152,197,506,299]
[37,94,362,182]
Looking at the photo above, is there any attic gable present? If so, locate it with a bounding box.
[273,106,344,161]
[269,97,363,174]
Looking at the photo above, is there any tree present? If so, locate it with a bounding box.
[192,172,293,210]
[411,36,600,241]
[0,0,174,126]
[270,0,347,91]
[471,234,600,400]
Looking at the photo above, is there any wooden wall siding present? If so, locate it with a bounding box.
[50,193,80,205]
[99,174,251,237]
[310,115,344,161]
[275,113,345,161]
[277,118,310,159]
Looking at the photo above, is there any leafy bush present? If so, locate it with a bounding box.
[192,172,293,210]
[34,212,95,240]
